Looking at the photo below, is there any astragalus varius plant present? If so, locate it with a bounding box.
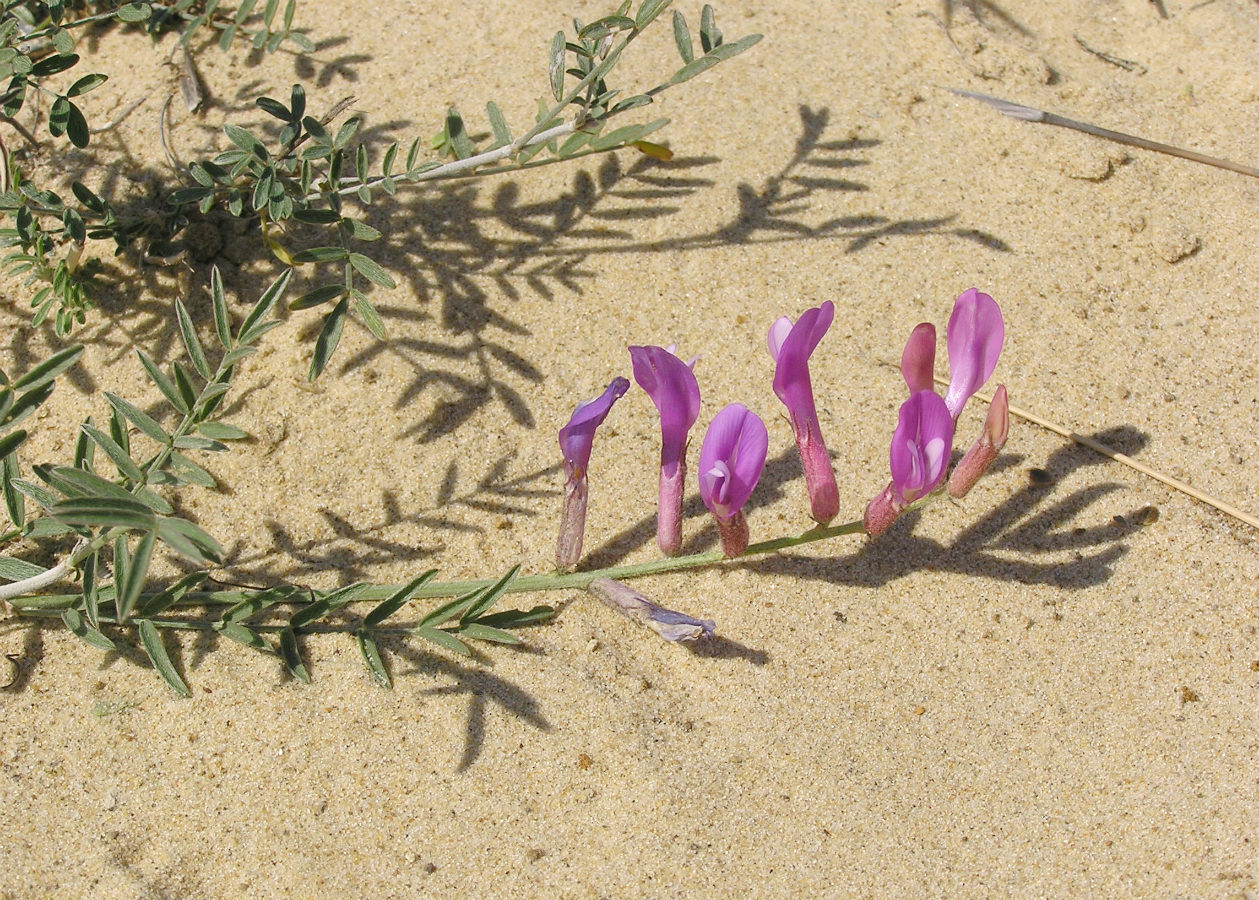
[1,0,770,693]
[1,1,1012,698]
[1,0,760,379]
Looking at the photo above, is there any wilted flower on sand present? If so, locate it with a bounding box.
[942,288,1004,421]
[948,383,1009,498]
[588,578,715,643]
[556,377,630,571]
[768,300,839,523]
[628,345,701,556]
[698,404,768,557]
[864,389,955,536]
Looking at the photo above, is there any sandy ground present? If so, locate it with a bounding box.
[1,0,1256,896]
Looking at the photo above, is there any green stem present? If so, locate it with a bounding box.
[7,519,865,612]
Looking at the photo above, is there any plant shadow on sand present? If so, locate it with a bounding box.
[322,104,1009,444]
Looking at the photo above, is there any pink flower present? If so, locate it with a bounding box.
[864,390,954,536]
[629,345,701,555]
[768,301,839,523]
[698,404,768,557]
[943,288,1004,420]
[556,377,629,571]
[866,289,1007,535]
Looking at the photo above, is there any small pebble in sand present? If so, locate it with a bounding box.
[1178,686,1200,704]
[1152,224,1201,264]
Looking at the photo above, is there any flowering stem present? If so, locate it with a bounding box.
[5,519,866,613]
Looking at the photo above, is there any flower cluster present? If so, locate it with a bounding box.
[863,288,1008,535]
[555,288,1008,640]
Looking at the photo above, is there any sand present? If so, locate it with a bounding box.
[1,0,1256,896]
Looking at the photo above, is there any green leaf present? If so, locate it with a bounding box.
[418,589,480,630]
[292,209,339,225]
[672,10,693,63]
[668,53,721,85]
[291,246,347,263]
[333,117,361,150]
[136,350,188,415]
[289,581,369,629]
[172,435,226,452]
[415,626,470,656]
[339,218,381,241]
[165,451,216,488]
[104,392,170,445]
[279,627,311,683]
[115,530,155,622]
[461,565,520,625]
[698,4,722,52]
[217,622,274,654]
[610,94,653,114]
[175,298,213,380]
[221,586,296,624]
[549,30,566,102]
[51,496,157,530]
[196,422,247,440]
[13,476,64,511]
[50,27,74,55]
[0,429,25,459]
[0,555,45,583]
[486,101,511,147]
[116,2,152,22]
[11,343,82,391]
[1,451,21,528]
[31,53,79,77]
[63,606,115,651]
[138,570,208,618]
[443,108,474,160]
[348,253,396,289]
[172,361,197,413]
[363,570,438,628]
[80,551,101,628]
[2,383,53,430]
[223,123,266,158]
[308,296,348,380]
[139,619,190,697]
[459,623,521,645]
[352,292,387,340]
[79,424,144,483]
[256,96,290,120]
[156,517,222,565]
[65,102,89,149]
[588,118,668,151]
[66,73,107,98]
[636,0,670,28]
[357,629,390,688]
[209,268,231,349]
[475,605,557,629]
[289,284,344,310]
[239,269,290,344]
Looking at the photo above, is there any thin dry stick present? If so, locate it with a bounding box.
[937,377,1259,529]
[950,88,1259,178]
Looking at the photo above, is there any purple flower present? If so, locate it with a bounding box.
[767,301,839,523]
[555,377,630,571]
[588,578,715,643]
[943,288,1004,420]
[900,322,937,394]
[698,404,768,557]
[864,390,954,536]
[866,288,1008,535]
[629,345,701,555]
